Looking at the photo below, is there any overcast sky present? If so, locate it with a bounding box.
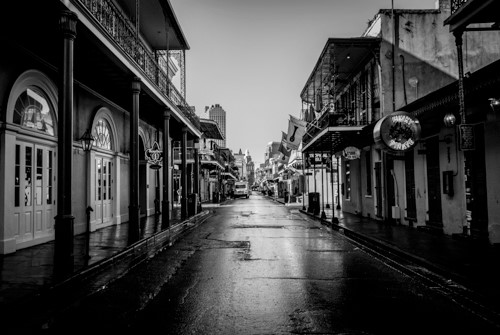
[170,0,438,165]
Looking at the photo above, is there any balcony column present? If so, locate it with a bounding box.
[194,138,200,213]
[454,29,469,235]
[454,30,466,124]
[330,148,339,223]
[162,109,171,229]
[336,156,341,210]
[181,126,188,219]
[55,10,77,273]
[128,78,141,244]
[301,152,306,211]
[321,153,327,220]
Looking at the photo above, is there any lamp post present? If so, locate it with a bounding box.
[79,129,94,262]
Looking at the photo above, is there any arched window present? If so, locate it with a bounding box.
[13,88,55,136]
[93,119,112,150]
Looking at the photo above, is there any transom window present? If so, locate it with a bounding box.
[93,119,112,150]
[13,88,55,136]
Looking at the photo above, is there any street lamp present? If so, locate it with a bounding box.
[80,128,95,152]
[79,128,94,262]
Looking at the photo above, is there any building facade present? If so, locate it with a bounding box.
[300,0,500,243]
[0,0,202,255]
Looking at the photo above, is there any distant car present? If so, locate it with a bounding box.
[234,181,249,199]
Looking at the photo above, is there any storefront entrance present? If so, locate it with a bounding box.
[94,155,113,225]
[13,142,56,248]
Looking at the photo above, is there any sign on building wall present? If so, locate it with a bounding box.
[458,124,475,151]
[342,146,361,160]
[373,111,421,153]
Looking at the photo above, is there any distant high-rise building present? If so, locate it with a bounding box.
[206,104,226,147]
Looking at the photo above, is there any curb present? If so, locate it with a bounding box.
[55,209,212,291]
[298,209,500,327]
[298,209,459,280]
[5,210,213,330]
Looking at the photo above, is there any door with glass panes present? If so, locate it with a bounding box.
[95,156,113,225]
[14,142,56,245]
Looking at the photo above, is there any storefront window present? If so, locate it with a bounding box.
[13,88,55,135]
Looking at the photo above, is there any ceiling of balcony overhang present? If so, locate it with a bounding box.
[302,129,370,154]
[199,119,225,140]
[445,0,500,32]
[118,0,189,50]
[301,37,380,103]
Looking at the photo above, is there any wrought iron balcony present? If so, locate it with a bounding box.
[77,0,193,121]
[451,0,470,15]
[302,110,369,146]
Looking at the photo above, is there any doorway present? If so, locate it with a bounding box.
[94,156,113,225]
[425,136,443,229]
[13,142,56,247]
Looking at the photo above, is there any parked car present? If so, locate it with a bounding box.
[234,181,249,199]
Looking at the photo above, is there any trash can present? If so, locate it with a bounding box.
[308,192,320,215]
[188,193,198,216]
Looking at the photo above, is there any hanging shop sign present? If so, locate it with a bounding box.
[458,124,475,151]
[342,146,361,160]
[305,153,331,168]
[145,141,163,170]
[373,112,421,152]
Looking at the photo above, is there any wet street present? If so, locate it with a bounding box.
[48,195,497,334]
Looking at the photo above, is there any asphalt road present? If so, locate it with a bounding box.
[45,195,498,334]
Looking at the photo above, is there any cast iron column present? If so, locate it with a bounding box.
[194,138,200,213]
[55,10,77,271]
[162,109,171,228]
[455,29,468,234]
[330,149,338,223]
[301,152,306,210]
[128,78,141,243]
[181,126,188,219]
[320,153,326,220]
[454,30,466,125]
[336,156,341,210]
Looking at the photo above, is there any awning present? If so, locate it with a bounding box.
[399,58,500,137]
[302,124,365,153]
[199,118,225,140]
[201,160,224,170]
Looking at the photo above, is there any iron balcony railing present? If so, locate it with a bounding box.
[201,150,226,168]
[451,0,470,15]
[78,0,196,124]
[302,110,369,146]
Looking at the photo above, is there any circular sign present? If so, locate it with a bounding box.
[373,112,421,152]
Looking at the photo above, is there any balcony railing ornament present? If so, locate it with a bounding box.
[451,0,470,15]
[78,0,197,129]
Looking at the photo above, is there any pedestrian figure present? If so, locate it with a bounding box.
[177,187,182,205]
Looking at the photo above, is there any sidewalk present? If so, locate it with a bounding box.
[268,196,500,320]
[0,206,215,316]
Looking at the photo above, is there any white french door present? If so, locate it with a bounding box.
[95,156,113,225]
[13,142,56,246]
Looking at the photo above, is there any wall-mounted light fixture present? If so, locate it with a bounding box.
[489,98,500,113]
[79,128,94,152]
[443,112,456,128]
